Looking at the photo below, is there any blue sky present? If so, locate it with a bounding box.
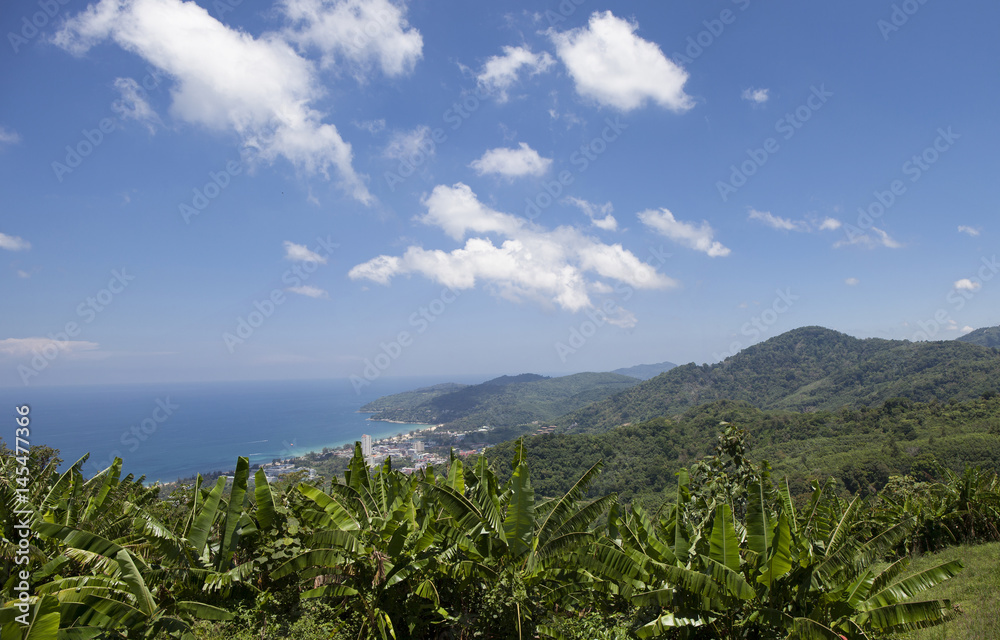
[1,0,998,389]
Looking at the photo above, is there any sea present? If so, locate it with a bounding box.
[0,376,478,483]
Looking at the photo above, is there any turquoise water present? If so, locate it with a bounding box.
[0,376,468,482]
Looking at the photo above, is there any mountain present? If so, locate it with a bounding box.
[359,382,467,413]
[362,372,641,430]
[611,361,677,380]
[487,394,1000,505]
[558,326,1000,432]
[957,325,1000,349]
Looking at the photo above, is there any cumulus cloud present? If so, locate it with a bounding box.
[0,126,21,146]
[280,0,423,77]
[476,45,555,102]
[845,277,859,286]
[748,209,807,232]
[549,11,693,112]
[819,218,842,231]
[954,278,981,292]
[741,87,769,104]
[961,325,974,333]
[638,208,730,257]
[470,142,551,178]
[349,183,674,314]
[0,338,99,358]
[957,225,980,236]
[54,0,375,203]
[565,197,617,231]
[284,240,328,263]
[384,125,434,161]
[833,226,901,249]
[287,284,329,298]
[113,77,161,132]
[0,233,31,251]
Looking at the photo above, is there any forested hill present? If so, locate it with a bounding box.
[558,326,1000,432]
[362,371,640,429]
[488,394,1000,506]
[958,324,1000,348]
[611,361,677,380]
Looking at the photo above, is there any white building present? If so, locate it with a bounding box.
[361,434,372,457]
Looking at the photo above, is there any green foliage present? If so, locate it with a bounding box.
[559,327,1000,432]
[364,372,642,430]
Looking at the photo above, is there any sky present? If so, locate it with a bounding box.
[1,0,998,390]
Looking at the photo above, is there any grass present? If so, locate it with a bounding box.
[902,541,1000,640]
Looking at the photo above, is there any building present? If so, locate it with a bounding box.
[361,434,372,458]
[413,440,424,453]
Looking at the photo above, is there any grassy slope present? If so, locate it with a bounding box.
[902,542,1000,640]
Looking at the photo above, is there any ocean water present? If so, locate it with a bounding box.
[0,376,470,483]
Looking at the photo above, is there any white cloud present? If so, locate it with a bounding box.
[17,270,30,279]
[349,183,674,314]
[961,325,974,333]
[283,240,328,263]
[957,225,980,236]
[476,45,555,102]
[417,183,523,241]
[741,87,769,104]
[833,226,901,249]
[54,0,373,204]
[0,126,21,146]
[565,197,617,231]
[113,77,161,133]
[549,11,693,112]
[280,0,423,77]
[0,338,99,358]
[0,233,30,251]
[819,217,841,231]
[354,118,386,134]
[638,208,730,257]
[287,284,329,298]
[470,142,551,178]
[845,277,859,286]
[384,125,434,161]
[954,278,981,292]
[748,209,807,232]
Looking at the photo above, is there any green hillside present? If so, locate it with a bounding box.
[611,360,677,379]
[958,324,1000,348]
[359,382,467,413]
[559,326,1000,432]
[487,394,1000,507]
[363,371,641,430]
